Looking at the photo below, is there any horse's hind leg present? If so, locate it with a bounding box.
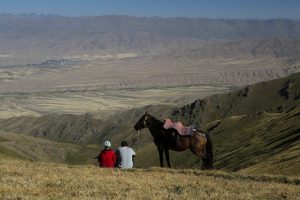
[190,147,207,170]
[164,148,171,168]
[201,156,208,170]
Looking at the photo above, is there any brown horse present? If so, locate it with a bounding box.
[134,112,213,169]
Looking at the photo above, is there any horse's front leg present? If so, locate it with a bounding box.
[164,148,171,168]
[157,146,164,167]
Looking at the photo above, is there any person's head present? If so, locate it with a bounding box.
[121,140,128,147]
[104,140,111,149]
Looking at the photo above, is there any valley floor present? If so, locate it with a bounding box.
[0,85,229,118]
[0,158,299,200]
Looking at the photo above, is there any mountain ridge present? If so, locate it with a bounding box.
[1,15,300,63]
[172,72,300,126]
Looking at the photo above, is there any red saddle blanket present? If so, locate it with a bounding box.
[163,118,195,136]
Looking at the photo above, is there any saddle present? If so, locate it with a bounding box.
[163,118,195,136]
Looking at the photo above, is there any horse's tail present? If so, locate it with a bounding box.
[203,133,213,169]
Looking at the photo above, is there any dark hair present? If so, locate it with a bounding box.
[121,141,128,147]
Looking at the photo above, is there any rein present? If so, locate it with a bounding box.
[135,130,142,152]
[135,115,158,152]
[143,115,150,128]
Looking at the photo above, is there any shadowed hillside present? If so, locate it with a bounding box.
[0,114,105,143]
[0,131,99,165]
[208,107,300,175]
[0,105,175,144]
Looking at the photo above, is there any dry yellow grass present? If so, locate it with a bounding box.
[0,158,299,200]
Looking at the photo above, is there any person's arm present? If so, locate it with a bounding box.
[132,148,136,166]
[97,154,100,162]
[115,149,120,168]
[112,151,117,165]
[132,155,135,166]
[98,151,102,163]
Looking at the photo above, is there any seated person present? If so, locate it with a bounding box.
[115,141,136,169]
[98,140,116,168]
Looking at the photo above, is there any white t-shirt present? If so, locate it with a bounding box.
[117,146,136,169]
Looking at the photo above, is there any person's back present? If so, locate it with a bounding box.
[116,141,135,169]
[98,141,116,168]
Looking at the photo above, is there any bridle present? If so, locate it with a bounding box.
[143,115,150,128]
[135,114,160,152]
[135,114,151,152]
[135,130,141,152]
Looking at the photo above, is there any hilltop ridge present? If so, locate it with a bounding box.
[173,72,300,126]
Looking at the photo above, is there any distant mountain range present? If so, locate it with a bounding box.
[0,15,299,90]
[1,14,300,61]
[173,38,300,59]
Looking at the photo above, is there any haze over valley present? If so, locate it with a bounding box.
[0,15,300,118]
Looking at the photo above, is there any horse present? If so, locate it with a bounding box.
[134,112,213,169]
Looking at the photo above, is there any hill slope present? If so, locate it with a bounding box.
[209,106,300,175]
[0,130,99,165]
[173,72,300,125]
[1,73,300,175]
[0,157,299,200]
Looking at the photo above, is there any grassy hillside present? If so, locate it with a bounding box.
[0,157,299,200]
[0,104,176,145]
[132,106,300,175]
[104,72,300,173]
[174,72,300,125]
[210,106,300,175]
[0,73,300,175]
[0,131,99,165]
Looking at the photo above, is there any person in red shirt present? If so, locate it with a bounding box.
[98,141,116,168]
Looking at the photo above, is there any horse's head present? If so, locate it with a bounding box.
[134,112,153,131]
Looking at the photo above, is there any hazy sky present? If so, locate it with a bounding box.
[0,0,299,19]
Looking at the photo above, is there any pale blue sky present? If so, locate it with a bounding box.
[0,0,299,19]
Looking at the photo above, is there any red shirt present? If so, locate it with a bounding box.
[98,149,116,168]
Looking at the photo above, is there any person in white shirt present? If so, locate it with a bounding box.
[116,141,136,169]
